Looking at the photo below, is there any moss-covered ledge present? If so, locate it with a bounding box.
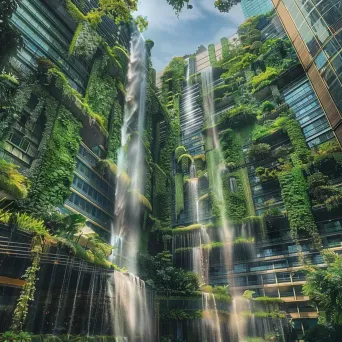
[37,60,108,147]
[172,223,216,235]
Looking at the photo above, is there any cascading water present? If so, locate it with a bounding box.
[113,31,147,269]
[189,162,199,223]
[202,293,222,342]
[109,233,124,266]
[201,68,286,341]
[106,31,152,340]
[106,271,151,341]
[182,59,197,137]
[186,57,191,86]
[229,177,238,193]
[202,67,252,340]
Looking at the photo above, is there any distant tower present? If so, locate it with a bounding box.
[241,0,274,19]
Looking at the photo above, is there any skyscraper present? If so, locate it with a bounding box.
[241,0,274,19]
[272,0,342,147]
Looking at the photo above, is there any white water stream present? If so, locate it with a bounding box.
[108,31,152,340]
[112,31,147,270]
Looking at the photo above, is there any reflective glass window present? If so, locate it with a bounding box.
[324,38,340,58]
[322,64,336,84]
[315,51,327,69]
[331,53,342,77]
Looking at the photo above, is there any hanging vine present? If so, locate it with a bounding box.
[10,235,43,333]
[0,81,35,144]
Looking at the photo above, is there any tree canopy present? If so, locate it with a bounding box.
[166,0,242,15]
[303,250,342,325]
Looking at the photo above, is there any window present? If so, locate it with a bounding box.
[315,51,327,69]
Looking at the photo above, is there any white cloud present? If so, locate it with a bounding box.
[135,0,246,71]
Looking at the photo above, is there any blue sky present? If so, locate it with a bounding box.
[136,0,245,72]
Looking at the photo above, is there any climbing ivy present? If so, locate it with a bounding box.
[285,118,310,164]
[85,56,117,129]
[208,44,217,67]
[154,58,184,227]
[107,102,123,162]
[278,167,321,248]
[0,81,35,144]
[10,235,43,333]
[69,21,102,58]
[25,97,45,133]
[21,106,82,215]
[175,173,184,217]
[222,171,247,223]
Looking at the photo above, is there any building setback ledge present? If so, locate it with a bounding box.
[0,276,25,288]
[46,78,108,149]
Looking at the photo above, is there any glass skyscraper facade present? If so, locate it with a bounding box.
[282,76,334,147]
[5,0,130,239]
[273,0,342,146]
[241,0,274,19]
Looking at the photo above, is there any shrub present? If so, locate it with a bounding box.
[278,168,320,247]
[274,145,291,160]
[243,290,255,299]
[316,139,341,156]
[0,159,29,199]
[217,105,257,129]
[251,41,262,52]
[12,212,48,236]
[261,100,275,113]
[252,116,289,141]
[248,143,271,160]
[251,67,280,91]
[307,172,328,190]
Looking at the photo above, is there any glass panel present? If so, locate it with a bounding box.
[315,51,327,69]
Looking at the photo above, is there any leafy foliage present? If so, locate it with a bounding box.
[261,100,276,113]
[135,15,149,32]
[65,0,138,27]
[278,168,320,248]
[0,0,23,69]
[208,44,217,67]
[252,116,289,141]
[1,330,32,342]
[175,173,184,217]
[20,106,82,215]
[304,324,342,342]
[303,251,342,325]
[285,118,310,164]
[45,66,107,132]
[139,251,199,294]
[85,56,117,128]
[251,67,280,92]
[11,236,43,333]
[12,212,48,236]
[216,105,257,130]
[160,309,202,320]
[0,159,29,199]
[307,172,342,209]
[247,143,271,161]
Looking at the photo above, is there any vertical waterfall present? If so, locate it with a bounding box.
[202,293,222,342]
[106,31,152,340]
[106,271,152,341]
[189,162,199,223]
[182,59,196,137]
[113,31,147,269]
[201,67,248,340]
